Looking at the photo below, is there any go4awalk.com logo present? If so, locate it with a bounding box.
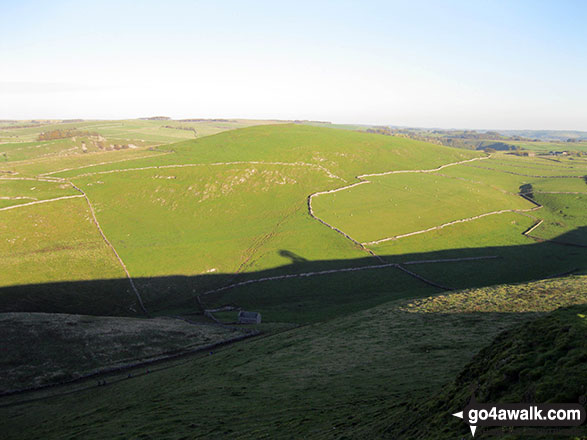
[452,395,586,437]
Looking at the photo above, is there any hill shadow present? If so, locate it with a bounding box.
[0,227,585,322]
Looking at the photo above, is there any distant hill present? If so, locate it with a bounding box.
[498,129,587,142]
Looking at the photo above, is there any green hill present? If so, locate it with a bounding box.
[1,124,586,322]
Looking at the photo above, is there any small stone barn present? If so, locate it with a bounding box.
[238,311,262,324]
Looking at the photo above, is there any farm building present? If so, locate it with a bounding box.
[238,311,262,324]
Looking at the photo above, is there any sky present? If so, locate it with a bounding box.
[1,0,586,130]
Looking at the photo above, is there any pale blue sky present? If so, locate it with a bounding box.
[1,0,586,129]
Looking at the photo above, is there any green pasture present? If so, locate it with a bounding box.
[69,163,367,311]
[533,177,587,192]
[74,164,353,275]
[437,157,586,194]
[370,212,534,258]
[370,211,586,289]
[0,197,131,314]
[0,179,76,209]
[1,124,585,320]
[490,154,586,169]
[311,172,533,243]
[0,139,80,162]
[202,264,438,323]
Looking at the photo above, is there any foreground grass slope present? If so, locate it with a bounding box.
[0,313,243,393]
[387,304,587,439]
[1,275,584,439]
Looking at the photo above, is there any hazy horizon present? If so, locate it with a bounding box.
[1,0,586,130]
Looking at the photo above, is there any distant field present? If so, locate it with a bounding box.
[508,140,587,153]
[0,118,287,144]
[0,119,288,170]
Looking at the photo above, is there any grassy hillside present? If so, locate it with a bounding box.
[1,275,584,439]
[387,304,587,439]
[1,125,585,321]
[54,124,481,181]
[1,124,491,317]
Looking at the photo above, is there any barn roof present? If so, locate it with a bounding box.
[239,311,260,318]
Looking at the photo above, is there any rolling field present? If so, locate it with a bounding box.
[0,119,287,147]
[0,119,288,176]
[3,0,587,437]
[1,124,586,321]
[52,124,481,181]
[312,171,533,244]
[1,122,586,438]
[2,124,492,318]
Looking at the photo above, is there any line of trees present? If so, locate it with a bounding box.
[38,129,97,141]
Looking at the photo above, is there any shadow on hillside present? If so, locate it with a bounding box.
[1,228,585,321]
